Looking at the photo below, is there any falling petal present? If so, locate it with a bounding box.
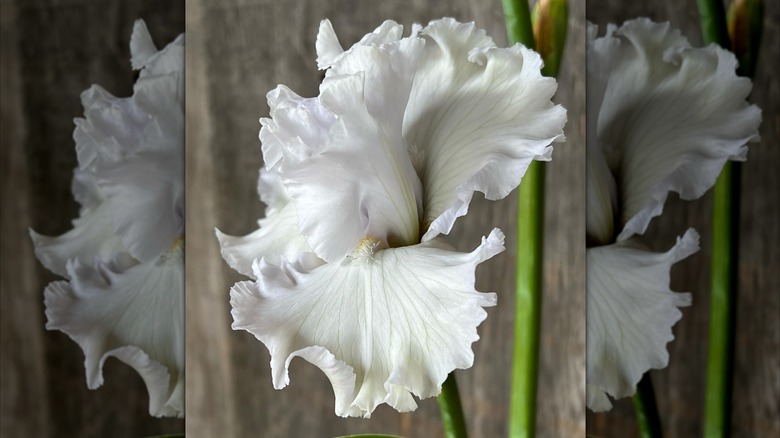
[231,229,504,417]
[45,245,184,417]
[586,229,699,411]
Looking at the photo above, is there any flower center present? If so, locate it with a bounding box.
[350,237,386,261]
[162,235,185,261]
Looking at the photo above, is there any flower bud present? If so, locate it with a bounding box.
[727,0,764,77]
[532,0,568,77]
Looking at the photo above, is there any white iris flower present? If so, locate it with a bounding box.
[586,19,761,411]
[217,18,566,418]
[29,21,184,418]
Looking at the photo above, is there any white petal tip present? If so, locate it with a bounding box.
[478,228,506,262]
[130,20,158,70]
[316,19,344,70]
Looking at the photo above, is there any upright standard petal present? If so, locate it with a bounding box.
[280,73,422,262]
[316,19,404,70]
[95,73,184,263]
[586,229,699,411]
[323,28,423,135]
[589,19,761,241]
[404,19,567,240]
[72,26,185,264]
[130,20,159,70]
[271,31,426,262]
[231,229,504,417]
[96,132,183,262]
[45,244,184,418]
[132,19,185,103]
[260,85,336,171]
[74,86,152,169]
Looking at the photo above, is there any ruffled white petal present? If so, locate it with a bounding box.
[586,383,613,412]
[404,18,567,240]
[280,73,422,262]
[30,168,125,278]
[589,19,761,241]
[29,201,124,278]
[256,167,290,215]
[96,134,183,263]
[132,69,183,137]
[92,70,184,263]
[323,28,423,135]
[231,229,504,417]
[131,20,185,102]
[71,30,184,264]
[216,202,312,277]
[218,166,312,276]
[316,20,345,70]
[130,20,159,70]
[74,86,151,168]
[586,229,699,411]
[268,29,427,262]
[316,19,404,70]
[259,85,336,171]
[44,245,184,418]
[70,168,104,211]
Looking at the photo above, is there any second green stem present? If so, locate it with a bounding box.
[438,373,468,438]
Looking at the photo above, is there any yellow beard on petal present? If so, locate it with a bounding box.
[350,237,386,261]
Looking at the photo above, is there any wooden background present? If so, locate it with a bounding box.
[186,0,585,437]
[585,1,780,437]
[0,0,185,436]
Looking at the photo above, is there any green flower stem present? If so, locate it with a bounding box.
[504,1,542,429]
[511,160,545,438]
[438,373,468,438]
[503,0,537,434]
[503,0,536,48]
[706,163,739,437]
[503,1,567,436]
[632,373,664,438]
[697,1,755,436]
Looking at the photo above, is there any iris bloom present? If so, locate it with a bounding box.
[586,19,760,411]
[217,18,566,417]
[29,21,184,418]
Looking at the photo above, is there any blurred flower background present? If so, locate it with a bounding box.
[0,1,184,436]
[586,1,779,436]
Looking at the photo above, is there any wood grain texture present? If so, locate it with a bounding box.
[585,1,780,437]
[0,1,184,436]
[185,0,585,437]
